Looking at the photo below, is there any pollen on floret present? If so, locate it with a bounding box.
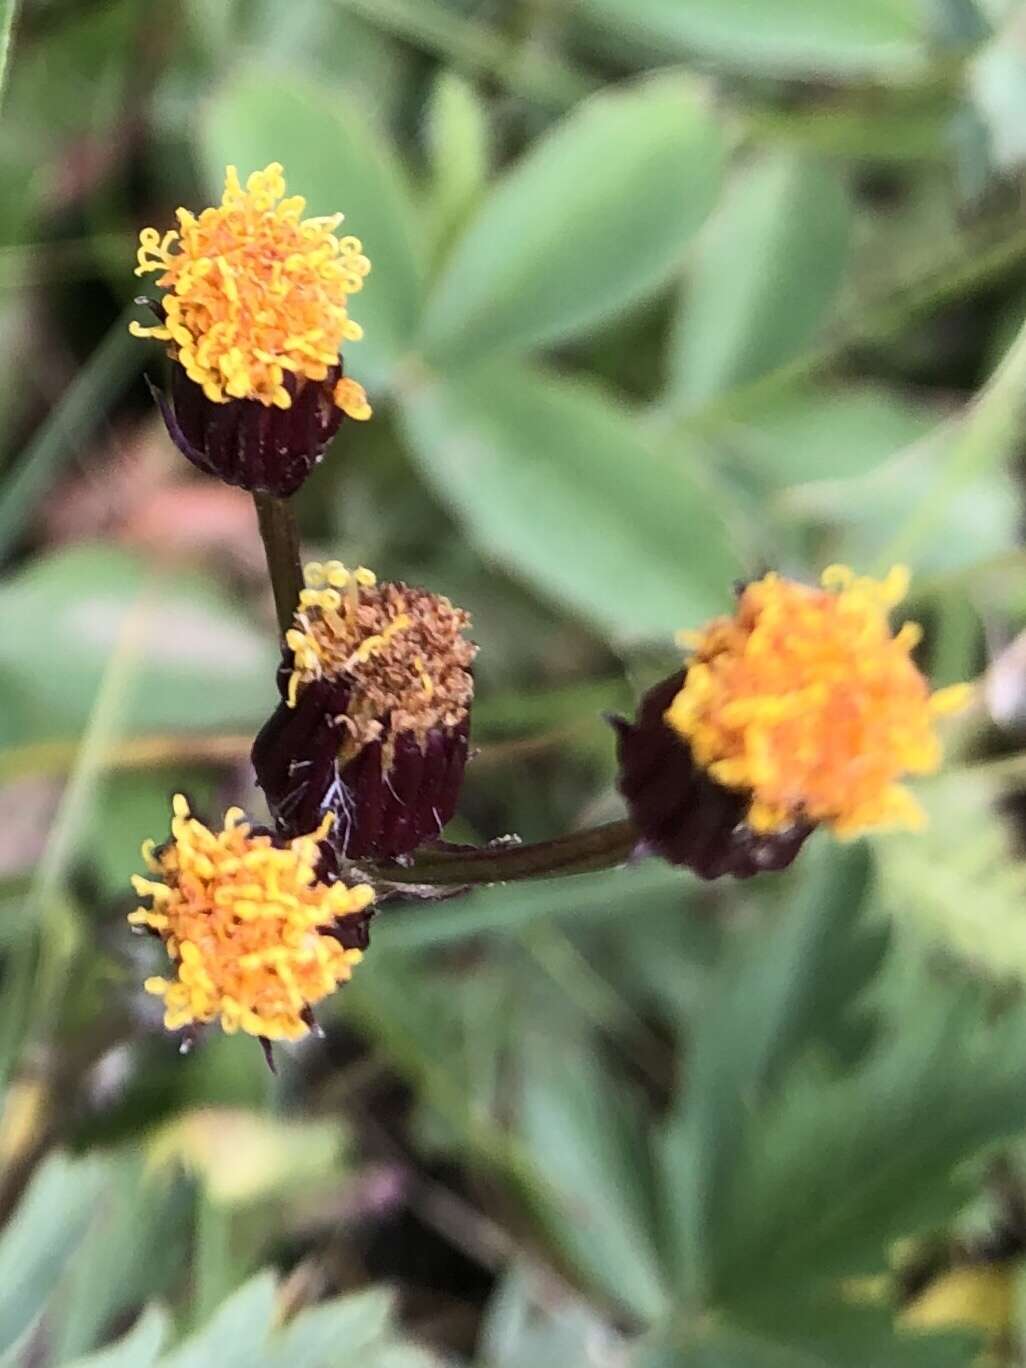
[285,560,476,763]
[252,562,478,862]
[128,795,374,1042]
[663,566,972,839]
[129,163,372,419]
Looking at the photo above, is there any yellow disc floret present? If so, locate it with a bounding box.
[128,795,374,1041]
[285,560,476,762]
[664,566,971,838]
[130,163,372,419]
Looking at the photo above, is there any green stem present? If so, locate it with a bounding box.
[365,817,641,887]
[254,493,303,639]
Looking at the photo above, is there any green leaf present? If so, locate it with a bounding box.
[326,0,591,109]
[717,383,934,487]
[669,154,852,407]
[220,0,411,130]
[876,769,1026,986]
[660,850,1026,1314]
[971,32,1026,171]
[424,71,491,265]
[160,1275,278,1368]
[161,1274,438,1368]
[420,76,724,363]
[931,0,990,47]
[62,1306,172,1368]
[149,1107,344,1209]
[0,0,18,107]
[0,1153,110,1355]
[876,312,1026,568]
[778,442,1019,575]
[260,1289,394,1368]
[0,544,277,737]
[48,1157,185,1363]
[576,0,927,81]
[183,0,242,53]
[0,314,141,562]
[87,773,217,897]
[709,987,1026,1301]
[199,68,422,388]
[2,0,139,152]
[743,94,950,163]
[400,362,742,642]
[661,842,881,1292]
[518,1033,666,1320]
[481,1265,619,1368]
[358,1350,438,1368]
[745,340,1025,573]
[635,1309,973,1366]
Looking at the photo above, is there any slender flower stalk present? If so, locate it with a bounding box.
[254,492,304,639]
[363,819,639,886]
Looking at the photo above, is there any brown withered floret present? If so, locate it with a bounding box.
[252,563,476,863]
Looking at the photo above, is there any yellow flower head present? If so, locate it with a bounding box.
[129,795,374,1042]
[286,560,477,762]
[665,566,971,838]
[130,162,371,420]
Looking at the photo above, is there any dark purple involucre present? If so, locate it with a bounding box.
[149,362,347,498]
[613,671,813,880]
[251,668,472,866]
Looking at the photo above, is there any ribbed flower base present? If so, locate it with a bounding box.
[150,364,346,497]
[613,672,813,880]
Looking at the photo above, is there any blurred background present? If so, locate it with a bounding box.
[7,0,1026,1363]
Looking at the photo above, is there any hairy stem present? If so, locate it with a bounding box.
[254,492,303,639]
[365,817,641,887]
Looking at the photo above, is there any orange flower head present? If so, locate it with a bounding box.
[664,566,971,838]
[128,795,374,1042]
[130,162,371,420]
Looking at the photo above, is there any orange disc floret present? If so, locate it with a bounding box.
[664,566,971,838]
[129,162,371,420]
[128,795,374,1041]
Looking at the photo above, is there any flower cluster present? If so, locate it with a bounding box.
[127,163,972,1062]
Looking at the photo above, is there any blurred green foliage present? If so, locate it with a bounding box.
[5,0,1026,1363]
